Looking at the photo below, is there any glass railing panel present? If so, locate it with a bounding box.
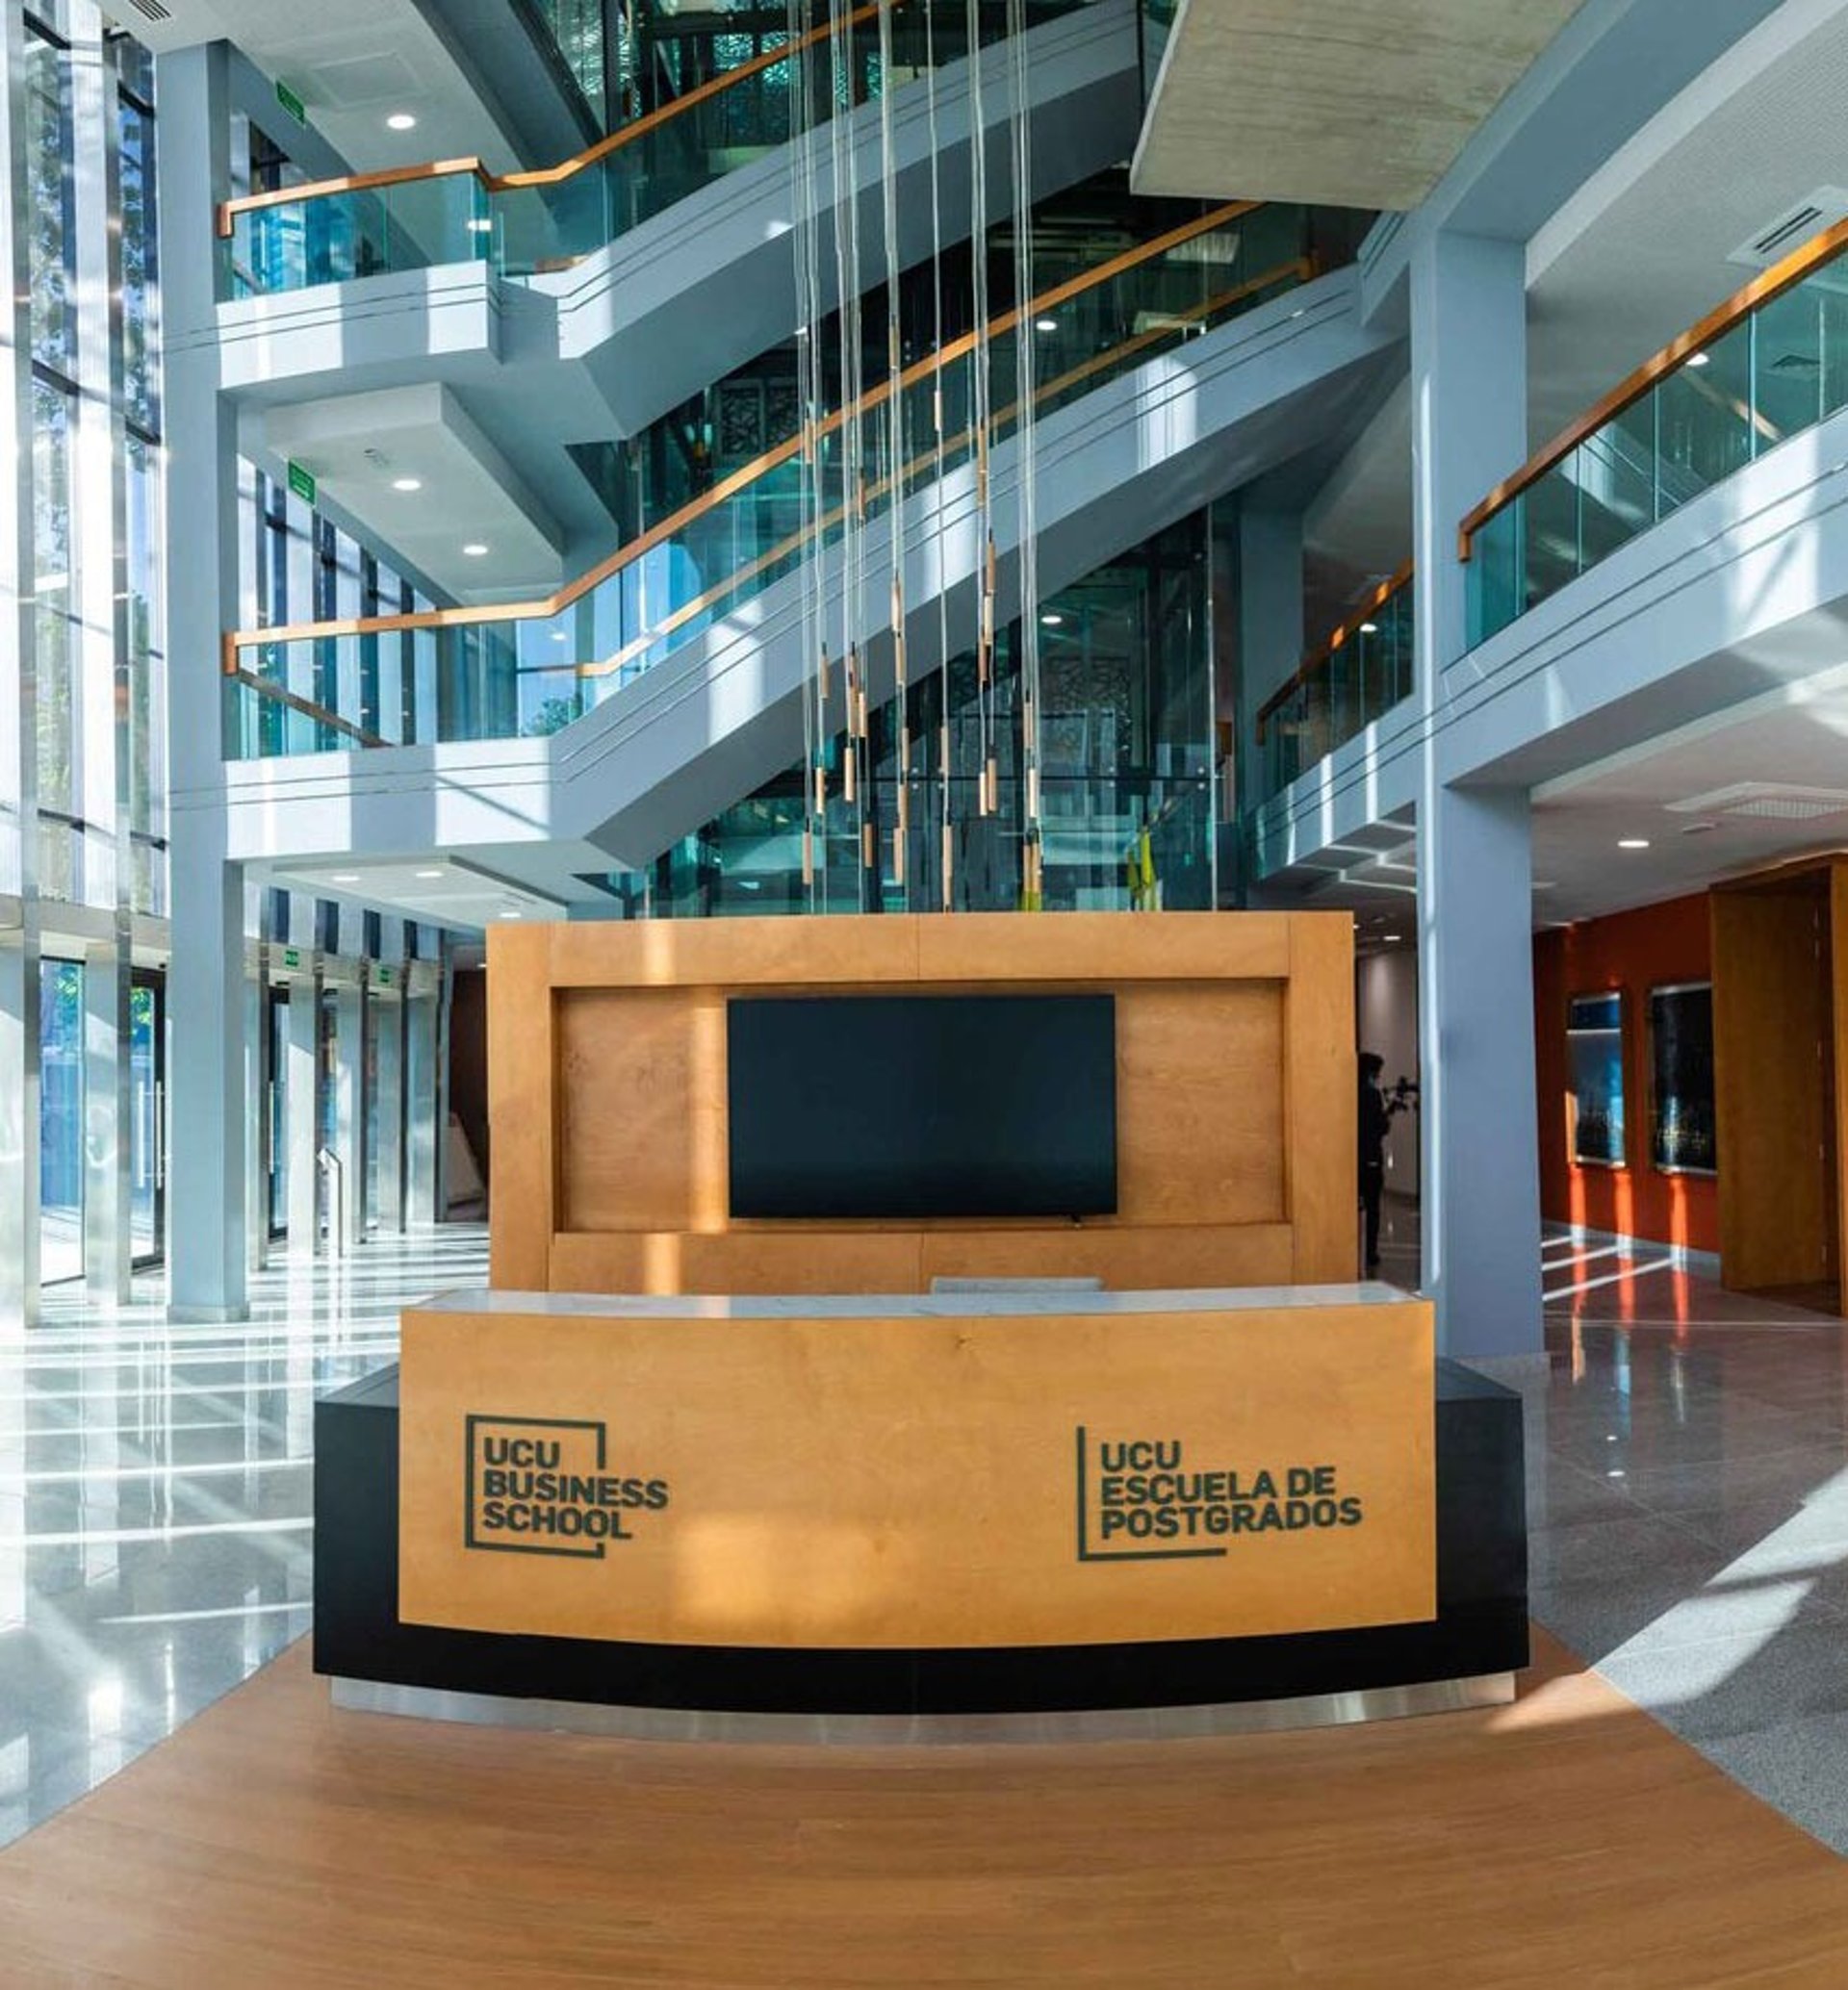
[1521,456,1580,613]
[1467,501,1520,650]
[1249,571,1417,807]
[225,175,489,300]
[1576,395,1656,567]
[1656,315,1754,503]
[1464,227,1848,645]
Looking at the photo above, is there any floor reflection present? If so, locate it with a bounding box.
[0,1226,486,1850]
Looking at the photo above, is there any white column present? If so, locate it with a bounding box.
[332,977,366,1251]
[160,43,247,1320]
[373,982,406,1234]
[0,4,38,1326]
[1237,504,1305,780]
[405,985,441,1227]
[286,967,322,1258]
[1410,230,1543,1362]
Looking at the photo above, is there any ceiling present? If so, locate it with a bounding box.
[259,855,568,931]
[1132,0,1589,212]
[259,385,564,602]
[116,0,524,175]
[1268,664,1848,948]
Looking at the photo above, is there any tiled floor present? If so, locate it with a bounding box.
[11,1208,1848,1865]
[0,1226,486,1851]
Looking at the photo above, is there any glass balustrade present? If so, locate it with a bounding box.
[227,203,1322,759]
[1466,253,1848,645]
[1254,571,1415,803]
[220,0,1090,301]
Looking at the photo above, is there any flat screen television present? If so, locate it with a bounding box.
[727,993,1117,1219]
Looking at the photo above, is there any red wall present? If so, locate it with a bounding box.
[1533,892,1718,1254]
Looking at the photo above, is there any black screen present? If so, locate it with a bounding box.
[727,993,1117,1219]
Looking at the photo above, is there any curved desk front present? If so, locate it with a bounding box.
[316,1287,1527,1736]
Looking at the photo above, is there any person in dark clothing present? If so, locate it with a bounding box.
[1358,1052,1392,1276]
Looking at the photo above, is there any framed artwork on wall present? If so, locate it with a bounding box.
[1649,982,1717,1176]
[1567,991,1627,1167]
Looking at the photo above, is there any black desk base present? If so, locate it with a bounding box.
[313,1359,1527,1731]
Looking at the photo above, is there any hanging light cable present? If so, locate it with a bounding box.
[878,0,909,900]
[1008,0,1041,907]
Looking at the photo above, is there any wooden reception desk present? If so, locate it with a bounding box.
[317,1284,1528,1734]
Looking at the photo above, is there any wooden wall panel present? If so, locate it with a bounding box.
[1114,985,1284,1227]
[486,927,554,1292]
[1713,884,1834,1292]
[1286,914,1358,1282]
[490,913,1353,1297]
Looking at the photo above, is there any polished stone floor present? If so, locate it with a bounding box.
[0,1226,486,1851]
[1378,1194,1848,1852]
[11,1208,1848,1862]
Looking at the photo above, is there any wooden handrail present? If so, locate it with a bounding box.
[1457,210,1848,561]
[1254,561,1413,739]
[218,0,894,239]
[225,200,1270,666]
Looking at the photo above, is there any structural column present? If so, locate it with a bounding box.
[373,982,407,1234]
[1410,230,1544,1362]
[1236,503,1305,784]
[286,964,322,1258]
[159,42,247,1318]
[405,986,442,1227]
[331,977,367,1252]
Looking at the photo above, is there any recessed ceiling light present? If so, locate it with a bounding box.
[1618,838,1651,850]
[331,872,361,883]
[1035,318,1058,334]
[1358,622,1379,635]
[1382,933,1402,942]
[466,218,493,235]
[415,868,444,880]
[1685,350,1710,369]
[386,112,418,132]
[462,543,489,557]
[391,476,423,494]
[551,630,568,642]
[501,909,523,920]
[1040,612,1063,626]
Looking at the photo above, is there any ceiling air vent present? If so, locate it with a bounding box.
[1729,189,1848,269]
[126,0,170,16]
[1667,781,1848,823]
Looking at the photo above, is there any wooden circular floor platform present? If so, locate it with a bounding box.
[1,1629,1845,1987]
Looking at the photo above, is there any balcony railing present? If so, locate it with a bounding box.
[1252,564,1414,803]
[218,0,1087,300]
[225,200,1325,758]
[1460,214,1848,646]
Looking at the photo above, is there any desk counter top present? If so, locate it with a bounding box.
[414,1282,1417,1322]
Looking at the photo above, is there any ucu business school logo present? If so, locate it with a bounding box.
[464,1415,671,1559]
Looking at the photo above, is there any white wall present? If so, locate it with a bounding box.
[1357,946,1420,1197]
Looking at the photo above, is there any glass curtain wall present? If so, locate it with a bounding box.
[631,513,1217,917]
[7,8,169,1298]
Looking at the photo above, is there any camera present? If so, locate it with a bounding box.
[1386,1076,1419,1115]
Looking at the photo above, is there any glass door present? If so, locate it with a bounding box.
[38,957,84,1286]
[129,970,165,1265]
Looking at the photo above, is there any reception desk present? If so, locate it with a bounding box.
[318,1285,1528,1736]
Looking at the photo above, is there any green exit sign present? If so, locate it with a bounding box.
[275,79,308,126]
[376,965,395,988]
[286,459,317,508]
[281,947,301,970]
